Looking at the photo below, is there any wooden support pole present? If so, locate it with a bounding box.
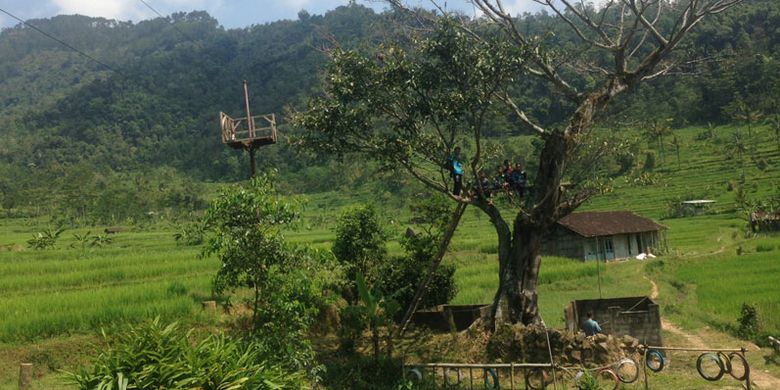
[249,147,257,178]
[243,80,254,138]
[510,363,515,390]
[19,363,32,390]
[395,202,468,338]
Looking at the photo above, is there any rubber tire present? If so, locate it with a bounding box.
[444,367,463,386]
[407,368,423,383]
[717,351,732,374]
[597,368,620,390]
[646,350,666,372]
[524,368,547,390]
[727,352,750,381]
[615,358,640,384]
[484,368,500,389]
[696,353,725,381]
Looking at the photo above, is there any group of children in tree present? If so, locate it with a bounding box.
[446,147,529,201]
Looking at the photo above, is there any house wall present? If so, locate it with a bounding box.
[542,228,585,259]
[613,234,630,259]
[544,229,662,260]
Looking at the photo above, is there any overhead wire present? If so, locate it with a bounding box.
[138,0,202,45]
[0,7,124,76]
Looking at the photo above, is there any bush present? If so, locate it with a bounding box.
[66,319,306,389]
[736,303,759,341]
[377,255,457,313]
[27,227,64,250]
[332,204,389,303]
[173,221,205,246]
[756,243,775,252]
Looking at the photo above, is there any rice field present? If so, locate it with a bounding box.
[2,124,780,387]
[0,224,218,343]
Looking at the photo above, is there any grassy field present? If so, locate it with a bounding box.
[2,124,780,388]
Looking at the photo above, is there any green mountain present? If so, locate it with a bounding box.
[0,2,778,202]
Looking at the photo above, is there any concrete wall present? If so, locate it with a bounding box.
[565,296,663,347]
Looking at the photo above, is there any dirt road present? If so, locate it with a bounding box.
[646,277,780,389]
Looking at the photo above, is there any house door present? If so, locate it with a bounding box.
[603,237,615,260]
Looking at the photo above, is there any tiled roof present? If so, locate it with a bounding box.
[557,211,665,238]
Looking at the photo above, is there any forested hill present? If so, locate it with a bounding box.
[0,1,779,186]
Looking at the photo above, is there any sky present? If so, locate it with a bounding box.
[0,0,549,30]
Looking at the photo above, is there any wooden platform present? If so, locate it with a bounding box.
[220,112,277,149]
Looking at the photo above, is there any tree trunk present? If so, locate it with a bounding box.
[491,220,545,326]
[490,96,601,327]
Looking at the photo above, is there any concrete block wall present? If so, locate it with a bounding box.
[565,296,663,346]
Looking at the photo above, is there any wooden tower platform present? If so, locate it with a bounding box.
[219,81,278,177]
[220,111,278,149]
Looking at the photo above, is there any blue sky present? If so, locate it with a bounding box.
[0,0,547,30]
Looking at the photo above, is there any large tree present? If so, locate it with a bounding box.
[295,0,743,327]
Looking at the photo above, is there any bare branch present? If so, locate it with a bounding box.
[557,0,615,46]
[499,93,547,136]
[542,0,614,50]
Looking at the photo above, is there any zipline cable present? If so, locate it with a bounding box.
[138,0,201,45]
[0,7,124,76]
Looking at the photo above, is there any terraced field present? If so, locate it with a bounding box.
[2,124,780,388]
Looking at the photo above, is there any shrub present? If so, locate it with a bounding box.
[27,227,64,250]
[377,255,456,314]
[66,319,306,389]
[332,204,389,300]
[173,221,205,246]
[736,303,759,340]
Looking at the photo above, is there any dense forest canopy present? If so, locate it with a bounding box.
[0,1,778,218]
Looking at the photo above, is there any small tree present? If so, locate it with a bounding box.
[201,173,336,373]
[332,204,389,303]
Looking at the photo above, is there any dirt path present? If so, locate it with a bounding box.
[646,277,780,389]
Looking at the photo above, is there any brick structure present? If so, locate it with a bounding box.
[565,296,663,346]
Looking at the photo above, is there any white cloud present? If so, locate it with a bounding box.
[501,0,545,15]
[48,0,227,23]
[50,0,147,21]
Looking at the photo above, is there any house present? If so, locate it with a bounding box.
[543,211,666,260]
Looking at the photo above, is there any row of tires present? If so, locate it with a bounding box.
[645,349,749,382]
[406,351,748,389]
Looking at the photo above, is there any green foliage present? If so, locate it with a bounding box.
[736,303,760,341]
[27,227,64,250]
[576,370,599,390]
[332,204,389,302]
[377,195,457,312]
[70,231,113,251]
[173,221,206,246]
[201,173,339,375]
[65,318,306,389]
[354,273,400,360]
[202,174,300,303]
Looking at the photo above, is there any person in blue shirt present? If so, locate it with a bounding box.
[583,311,602,336]
[446,147,464,195]
[511,162,527,198]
